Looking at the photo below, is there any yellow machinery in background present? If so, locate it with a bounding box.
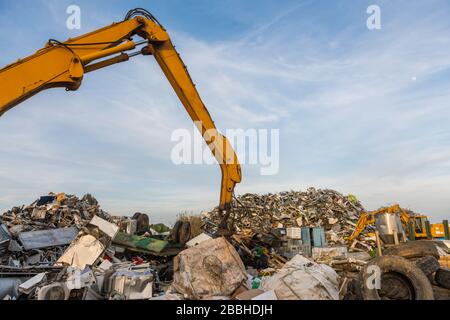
[348,204,449,243]
[431,223,450,239]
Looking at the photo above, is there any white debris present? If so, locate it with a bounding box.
[261,254,340,300]
[19,273,47,294]
[186,233,213,248]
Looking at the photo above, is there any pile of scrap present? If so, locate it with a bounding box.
[0,191,344,301]
[2,191,448,301]
[0,193,180,300]
[1,193,111,231]
[203,188,365,246]
[201,188,377,272]
[0,193,111,267]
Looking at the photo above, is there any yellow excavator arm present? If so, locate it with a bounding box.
[348,204,402,243]
[0,9,241,225]
[348,204,433,242]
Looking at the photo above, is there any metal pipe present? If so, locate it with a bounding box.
[128,51,142,58]
[84,53,130,73]
[134,40,149,46]
[80,41,136,65]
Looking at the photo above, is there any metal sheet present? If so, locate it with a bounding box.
[18,273,46,293]
[0,278,25,299]
[89,216,119,239]
[56,234,105,269]
[0,224,11,245]
[301,227,311,246]
[18,227,78,250]
[312,227,327,247]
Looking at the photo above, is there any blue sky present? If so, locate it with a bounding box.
[1,0,449,224]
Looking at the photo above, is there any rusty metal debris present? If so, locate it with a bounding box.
[1,190,449,300]
[0,193,176,300]
[203,188,366,246]
[0,193,111,267]
[200,188,377,278]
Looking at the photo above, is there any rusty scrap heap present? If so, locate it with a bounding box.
[0,193,112,267]
[1,191,448,301]
[203,187,365,245]
[1,193,111,232]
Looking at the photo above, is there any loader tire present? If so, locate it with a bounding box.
[383,241,440,259]
[358,255,434,300]
[414,256,441,277]
[435,268,450,289]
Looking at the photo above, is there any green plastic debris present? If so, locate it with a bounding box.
[347,194,358,205]
[150,223,171,234]
[113,232,168,254]
[252,277,262,289]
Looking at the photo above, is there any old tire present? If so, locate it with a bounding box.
[132,212,150,234]
[343,279,363,300]
[178,221,192,245]
[414,256,441,277]
[358,255,434,300]
[136,213,150,235]
[171,221,183,243]
[432,285,450,300]
[435,268,450,289]
[383,241,440,259]
[132,212,142,220]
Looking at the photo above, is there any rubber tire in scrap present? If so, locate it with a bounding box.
[414,256,441,277]
[383,240,440,259]
[178,221,192,245]
[358,255,434,300]
[435,268,450,290]
[343,279,363,300]
[433,285,450,300]
[171,221,183,243]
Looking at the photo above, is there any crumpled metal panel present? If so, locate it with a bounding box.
[0,224,11,245]
[18,227,78,250]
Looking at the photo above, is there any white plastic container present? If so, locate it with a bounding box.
[286,227,301,240]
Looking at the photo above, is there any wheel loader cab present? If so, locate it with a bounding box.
[414,216,429,239]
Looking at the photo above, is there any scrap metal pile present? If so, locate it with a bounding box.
[0,193,179,300]
[0,193,111,267]
[1,191,449,301]
[203,188,368,247]
[2,193,111,228]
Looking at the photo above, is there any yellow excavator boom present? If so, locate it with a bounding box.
[348,204,435,242]
[0,9,241,226]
